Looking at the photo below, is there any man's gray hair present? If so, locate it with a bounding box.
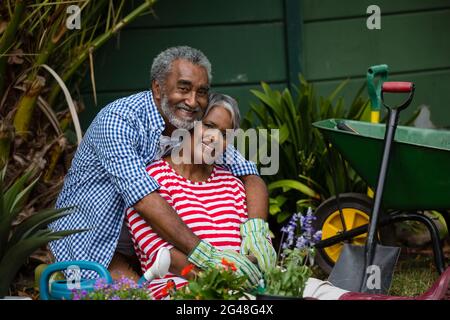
[151,46,212,85]
[205,93,241,130]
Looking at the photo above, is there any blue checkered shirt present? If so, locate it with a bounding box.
[48,91,258,276]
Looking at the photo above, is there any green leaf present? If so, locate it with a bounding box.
[0,228,83,297]
[276,212,291,224]
[296,199,316,211]
[359,101,372,122]
[8,175,40,218]
[268,179,320,199]
[7,207,76,249]
[251,87,285,123]
[0,164,6,183]
[269,204,281,216]
[298,174,327,197]
[328,78,349,102]
[275,194,288,207]
[278,124,290,144]
[249,103,268,125]
[3,170,35,215]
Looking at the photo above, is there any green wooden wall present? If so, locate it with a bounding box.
[79,0,290,130]
[301,0,450,126]
[80,0,450,130]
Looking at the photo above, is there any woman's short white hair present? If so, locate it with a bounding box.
[204,93,241,130]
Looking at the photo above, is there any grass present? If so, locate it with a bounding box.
[311,240,449,297]
[389,251,438,296]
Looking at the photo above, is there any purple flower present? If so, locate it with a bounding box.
[111,283,121,291]
[280,208,321,251]
[72,292,81,300]
[295,236,308,249]
[71,288,88,300]
[313,230,322,242]
[94,278,107,290]
[121,277,139,289]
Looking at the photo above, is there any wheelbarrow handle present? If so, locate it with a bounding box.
[382,81,414,93]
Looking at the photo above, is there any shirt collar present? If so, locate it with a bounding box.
[146,90,165,131]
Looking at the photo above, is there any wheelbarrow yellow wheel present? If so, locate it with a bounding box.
[313,193,394,274]
[321,208,369,263]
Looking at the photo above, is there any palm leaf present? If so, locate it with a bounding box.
[251,85,285,124]
[7,207,76,249]
[3,170,34,214]
[7,175,40,219]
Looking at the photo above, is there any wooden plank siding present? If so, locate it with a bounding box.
[79,0,289,130]
[80,0,450,130]
[301,0,450,126]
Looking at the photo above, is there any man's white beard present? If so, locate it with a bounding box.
[161,95,199,130]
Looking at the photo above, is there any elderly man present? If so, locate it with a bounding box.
[48,46,276,281]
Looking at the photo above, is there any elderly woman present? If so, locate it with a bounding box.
[125,93,450,300]
[126,93,263,298]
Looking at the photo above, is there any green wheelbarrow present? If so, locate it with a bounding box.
[311,81,450,288]
[314,119,450,211]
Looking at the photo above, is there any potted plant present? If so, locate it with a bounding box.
[257,208,322,300]
[170,259,252,300]
[70,258,251,300]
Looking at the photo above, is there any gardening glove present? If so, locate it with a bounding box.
[188,240,262,288]
[240,218,277,273]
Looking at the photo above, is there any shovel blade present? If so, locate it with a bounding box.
[328,243,400,294]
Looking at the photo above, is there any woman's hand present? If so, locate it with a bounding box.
[240,218,277,273]
[188,240,262,288]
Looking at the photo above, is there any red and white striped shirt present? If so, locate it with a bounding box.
[126,159,248,299]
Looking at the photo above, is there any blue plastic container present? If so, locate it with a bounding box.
[39,261,113,300]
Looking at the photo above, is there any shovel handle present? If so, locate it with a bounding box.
[382,82,414,93]
[381,82,415,111]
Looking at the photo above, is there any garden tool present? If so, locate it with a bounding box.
[366,64,388,198]
[328,81,415,294]
[138,247,171,285]
[367,64,388,124]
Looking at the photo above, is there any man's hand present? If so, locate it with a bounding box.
[240,218,277,273]
[134,192,200,254]
[188,240,262,288]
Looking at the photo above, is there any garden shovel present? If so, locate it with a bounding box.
[328,82,415,294]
